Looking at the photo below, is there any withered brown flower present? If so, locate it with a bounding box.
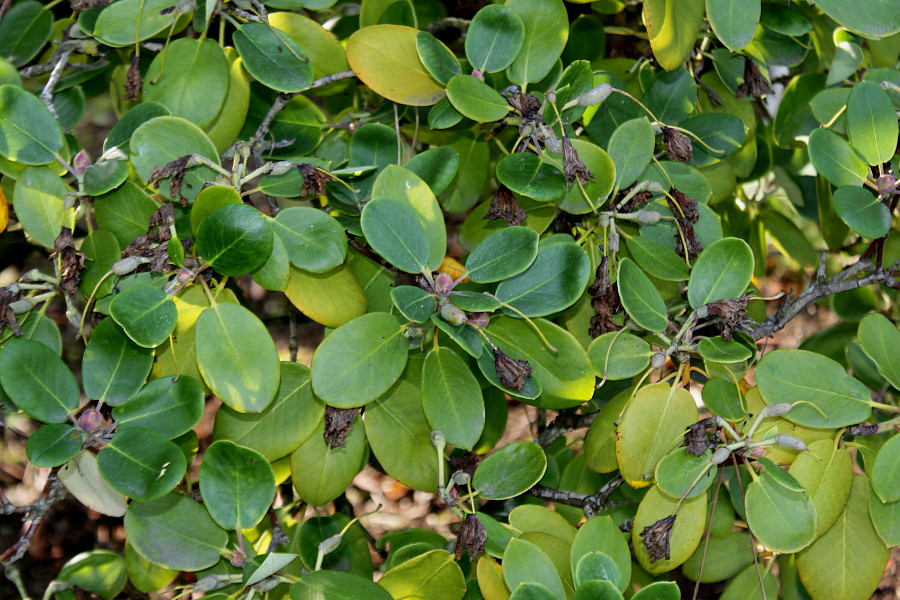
[667,189,702,260]
[640,515,676,563]
[50,228,85,295]
[124,54,142,102]
[148,156,193,205]
[587,256,622,338]
[662,127,693,163]
[615,185,653,213]
[736,58,773,100]
[484,185,527,227]
[493,348,532,392]
[323,406,360,449]
[706,296,751,341]
[455,513,487,560]
[562,136,595,185]
[682,417,719,457]
[0,287,22,336]
[298,163,338,198]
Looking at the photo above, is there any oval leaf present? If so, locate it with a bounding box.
[474,442,547,500]
[617,258,668,332]
[200,440,276,530]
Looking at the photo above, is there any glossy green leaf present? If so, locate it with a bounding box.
[421,347,484,450]
[789,439,853,535]
[625,236,689,282]
[286,263,368,328]
[643,68,698,124]
[130,116,221,203]
[773,73,825,148]
[125,493,228,571]
[869,492,900,547]
[93,182,160,247]
[617,258,668,333]
[234,23,312,93]
[81,159,129,197]
[378,550,465,600]
[797,476,891,600]
[655,448,715,499]
[643,0,705,70]
[26,424,84,468]
[466,5,525,73]
[196,204,273,276]
[311,312,409,408]
[807,0,900,38]
[365,378,442,492]
[0,338,79,423]
[698,337,752,363]
[808,128,869,188]
[200,440,275,530]
[502,538,565,600]
[508,505,575,543]
[858,312,900,389]
[485,316,594,409]
[505,0,568,85]
[616,382,698,488]
[446,75,511,123]
[390,286,436,323]
[109,285,177,348]
[871,434,900,503]
[847,81,898,165]
[466,227,539,284]
[0,85,62,165]
[0,1,52,66]
[214,362,324,461]
[510,582,557,600]
[745,466,816,553]
[632,582,680,600]
[707,0,759,51]
[403,147,460,196]
[573,580,623,600]
[832,185,891,240]
[632,486,706,573]
[57,550,126,600]
[682,531,754,583]
[495,243,590,317]
[557,140,616,214]
[570,515,631,592]
[196,302,281,412]
[291,415,368,505]
[93,0,178,46]
[474,442,547,500]
[688,238,753,307]
[755,349,872,428]
[719,564,777,600]
[574,551,622,590]
[273,206,347,273]
[291,570,393,600]
[112,376,204,439]
[701,378,745,419]
[496,153,567,203]
[98,428,186,500]
[361,196,431,273]
[415,31,461,85]
[588,332,653,380]
[447,291,501,312]
[608,118,655,189]
[82,318,153,405]
[144,38,229,128]
[683,113,747,166]
[13,166,67,248]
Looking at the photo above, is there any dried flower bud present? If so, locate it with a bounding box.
[493,348,532,392]
[772,434,807,451]
[112,256,142,276]
[298,163,338,198]
[651,352,667,370]
[323,406,359,449]
[433,272,454,296]
[640,515,676,563]
[455,513,487,560]
[683,420,717,456]
[761,402,793,418]
[484,185,527,227]
[704,297,751,341]
[440,302,468,326]
[124,54,142,102]
[710,446,732,465]
[563,136,595,185]
[467,312,490,330]
[229,551,246,567]
[78,408,105,432]
[661,127,693,162]
[736,58,773,99]
[636,211,661,225]
[876,173,897,196]
[577,83,613,106]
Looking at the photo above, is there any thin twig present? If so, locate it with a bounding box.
[39,49,72,120]
[0,474,67,567]
[529,475,625,518]
[534,409,599,448]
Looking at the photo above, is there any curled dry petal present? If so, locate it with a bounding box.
[484,185,527,227]
[493,348,532,392]
[455,513,487,560]
[640,515,676,563]
[662,127,693,162]
[323,406,360,449]
[736,59,773,100]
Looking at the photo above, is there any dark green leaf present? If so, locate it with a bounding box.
[196,204,274,276]
[98,428,186,500]
[26,424,85,468]
[832,185,891,239]
[415,31,460,85]
[200,440,276,530]
[446,75,512,123]
[466,226,539,283]
[495,243,590,317]
[0,338,79,423]
[234,23,312,93]
[112,376,204,439]
[617,258,668,332]
[273,206,347,273]
[83,318,153,405]
[688,238,754,307]
[588,332,653,380]
[474,442,547,500]
[110,285,178,348]
[422,347,484,450]
[496,152,567,203]
[465,5,525,73]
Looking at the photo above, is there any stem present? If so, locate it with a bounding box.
[486,295,559,354]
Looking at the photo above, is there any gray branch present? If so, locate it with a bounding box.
[752,259,900,340]
[530,475,625,518]
[535,409,599,448]
[0,474,67,567]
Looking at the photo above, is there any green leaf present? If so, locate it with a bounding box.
[706,0,759,51]
[495,243,590,317]
[98,428,186,500]
[422,347,484,450]
[125,493,228,571]
[200,440,275,530]
[496,153,567,203]
[112,376,204,439]
[13,166,67,248]
[797,476,891,600]
[789,439,853,535]
[465,4,525,73]
[364,378,442,492]
[346,24,446,106]
[390,286,436,323]
[109,285,177,348]
[682,531,754,583]
[719,564,777,600]
[643,68,698,124]
[234,23,312,93]
[26,424,85,468]
[0,338,79,423]
[378,550,465,600]
[0,1,53,66]
[361,196,431,273]
[448,291,500,312]
[698,337,752,363]
[143,38,230,129]
[688,238,753,307]
[273,206,347,273]
[510,582,557,600]
[190,185,242,236]
[755,349,872,428]
[574,551,622,590]
[625,236,689,282]
[502,537,566,600]
[608,118,655,189]
[570,515,631,592]
[466,227,539,284]
[806,0,900,38]
[701,378,745,419]
[81,159,129,197]
[0,84,64,165]
[311,312,409,408]
[103,102,171,155]
[871,434,900,503]
[486,316,594,409]
[556,140,616,214]
[808,128,869,188]
[508,505,575,543]
[858,312,900,389]
[683,113,747,166]
[474,442,547,500]
[505,0,568,85]
[616,382,698,488]
[644,0,705,70]
[58,550,126,600]
[745,466,817,553]
[439,315,486,360]
[655,448,715,499]
[446,74,511,123]
[196,204,274,276]
[773,73,826,148]
[631,582,680,600]
[617,258,668,333]
[93,182,160,248]
[196,302,280,413]
[403,147,460,196]
[291,570,393,600]
[588,332,653,380]
[130,116,221,203]
[214,362,324,461]
[832,185,891,239]
[632,486,706,573]
[286,264,368,328]
[82,318,153,405]
[93,0,178,46]
[847,81,898,166]
[291,415,368,505]
[415,31,461,85]
[869,491,900,547]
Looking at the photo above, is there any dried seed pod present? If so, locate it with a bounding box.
[455,513,487,560]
